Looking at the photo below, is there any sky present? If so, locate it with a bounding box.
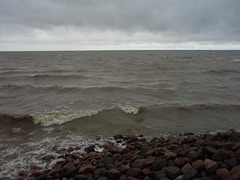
[0,0,240,51]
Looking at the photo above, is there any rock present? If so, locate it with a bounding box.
[230,171,240,180]
[212,149,231,161]
[188,149,203,160]
[164,151,177,160]
[113,135,123,139]
[45,155,55,161]
[119,165,130,172]
[126,168,142,177]
[67,147,74,153]
[192,160,204,172]
[79,165,96,174]
[18,170,28,177]
[181,163,192,174]
[74,175,88,180]
[85,144,95,153]
[230,165,240,174]
[216,168,230,179]
[152,158,168,171]
[183,168,199,180]
[98,176,108,180]
[204,159,219,173]
[203,146,217,156]
[132,159,146,169]
[164,166,181,180]
[155,170,167,180]
[108,169,121,180]
[140,145,152,156]
[224,158,239,168]
[145,156,155,165]
[61,162,75,177]
[104,157,115,166]
[232,142,240,151]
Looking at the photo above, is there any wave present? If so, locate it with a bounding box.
[29,74,87,79]
[206,69,240,74]
[1,104,239,127]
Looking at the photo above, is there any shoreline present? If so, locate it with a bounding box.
[17,129,240,180]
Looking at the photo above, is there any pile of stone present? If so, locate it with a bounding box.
[18,129,240,180]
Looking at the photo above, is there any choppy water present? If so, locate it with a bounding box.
[0,50,240,178]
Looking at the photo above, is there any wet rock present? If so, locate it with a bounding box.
[74,174,88,180]
[164,151,177,160]
[67,147,74,153]
[182,168,199,180]
[181,163,192,174]
[45,155,55,161]
[224,158,239,168]
[155,170,167,180]
[18,170,28,177]
[152,158,168,171]
[131,159,146,169]
[164,166,181,180]
[85,144,95,153]
[216,168,230,179]
[145,156,155,165]
[203,146,217,157]
[108,169,121,180]
[61,162,75,177]
[204,159,219,173]
[192,160,204,172]
[212,149,231,161]
[126,168,142,177]
[79,165,96,174]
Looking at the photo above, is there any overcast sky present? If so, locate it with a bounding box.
[0,0,240,51]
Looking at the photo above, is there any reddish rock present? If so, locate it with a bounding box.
[131,159,145,169]
[204,159,219,173]
[126,168,142,177]
[145,156,155,165]
[108,169,121,180]
[152,158,168,171]
[47,169,60,176]
[232,142,240,151]
[45,155,55,161]
[67,147,74,153]
[18,170,28,177]
[212,149,231,161]
[216,168,230,179]
[61,162,75,177]
[230,165,240,174]
[183,168,199,180]
[164,151,177,160]
[202,146,217,156]
[192,160,204,172]
[230,171,240,180]
[181,163,192,174]
[164,166,181,180]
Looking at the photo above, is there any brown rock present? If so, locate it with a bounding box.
[224,158,239,168]
[126,168,142,177]
[183,168,199,180]
[74,175,88,180]
[67,147,74,153]
[108,169,121,180]
[230,165,240,174]
[145,156,155,165]
[152,158,168,171]
[164,166,181,180]
[18,170,28,177]
[232,142,240,151]
[164,151,177,160]
[45,155,55,161]
[181,163,192,174]
[61,162,75,177]
[192,160,204,172]
[212,149,231,161]
[79,165,95,174]
[230,171,240,180]
[216,168,230,179]
[131,159,145,169]
[204,159,219,173]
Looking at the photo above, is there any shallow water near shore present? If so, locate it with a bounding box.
[0,50,240,178]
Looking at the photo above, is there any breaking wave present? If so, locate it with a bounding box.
[1,104,239,127]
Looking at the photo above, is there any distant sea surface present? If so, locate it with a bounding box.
[1,50,240,178]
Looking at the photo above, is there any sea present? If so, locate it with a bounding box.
[0,50,240,178]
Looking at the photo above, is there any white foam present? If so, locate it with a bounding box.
[32,110,100,126]
[120,106,140,114]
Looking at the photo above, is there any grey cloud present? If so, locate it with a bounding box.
[0,0,240,50]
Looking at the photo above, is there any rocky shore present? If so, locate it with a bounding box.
[17,129,240,180]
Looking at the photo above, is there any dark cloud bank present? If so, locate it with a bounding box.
[0,0,240,50]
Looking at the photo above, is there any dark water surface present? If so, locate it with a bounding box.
[0,50,240,178]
